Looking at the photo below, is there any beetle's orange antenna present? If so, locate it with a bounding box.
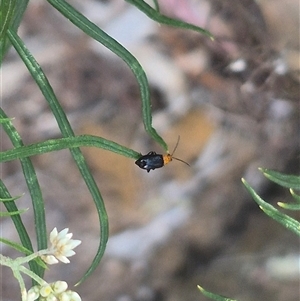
[170,135,181,156]
[165,136,190,167]
[172,156,190,166]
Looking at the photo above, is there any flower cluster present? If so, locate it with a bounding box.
[25,228,82,300]
[41,228,81,265]
[26,281,81,301]
[1,227,83,301]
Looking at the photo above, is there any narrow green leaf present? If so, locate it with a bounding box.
[277,202,300,211]
[152,0,160,12]
[0,194,23,202]
[0,237,48,269]
[0,117,14,123]
[259,168,300,190]
[0,182,42,278]
[126,0,214,39]
[242,179,300,236]
[0,135,141,163]
[290,189,300,203]
[0,0,29,63]
[0,0,16,40]
[9,0,29,31]
[0,237,34,255]
[46,0,168,151]
[0,208,28,216]
[197,285,237,301]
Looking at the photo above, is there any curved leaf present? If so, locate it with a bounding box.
[127,0,214,39]
[46,0,168,151]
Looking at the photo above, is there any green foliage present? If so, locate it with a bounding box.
[0,135,141,162]
[198,170,299,300]
[0,237,47,269]
[242,169,300,236]
[0,0,29,62]
[126,0,214,39]
[0,193,27,216]
[197,286,237,301]
[0,0,213,287]
[1,1,298,299]
[0,109,46,279]
[259,168,300,190]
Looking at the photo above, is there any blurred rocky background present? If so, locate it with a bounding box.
[1,0,299,300]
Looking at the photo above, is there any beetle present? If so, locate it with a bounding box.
[135,137,190,172]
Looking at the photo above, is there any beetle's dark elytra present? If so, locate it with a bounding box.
[135,151,164,172]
